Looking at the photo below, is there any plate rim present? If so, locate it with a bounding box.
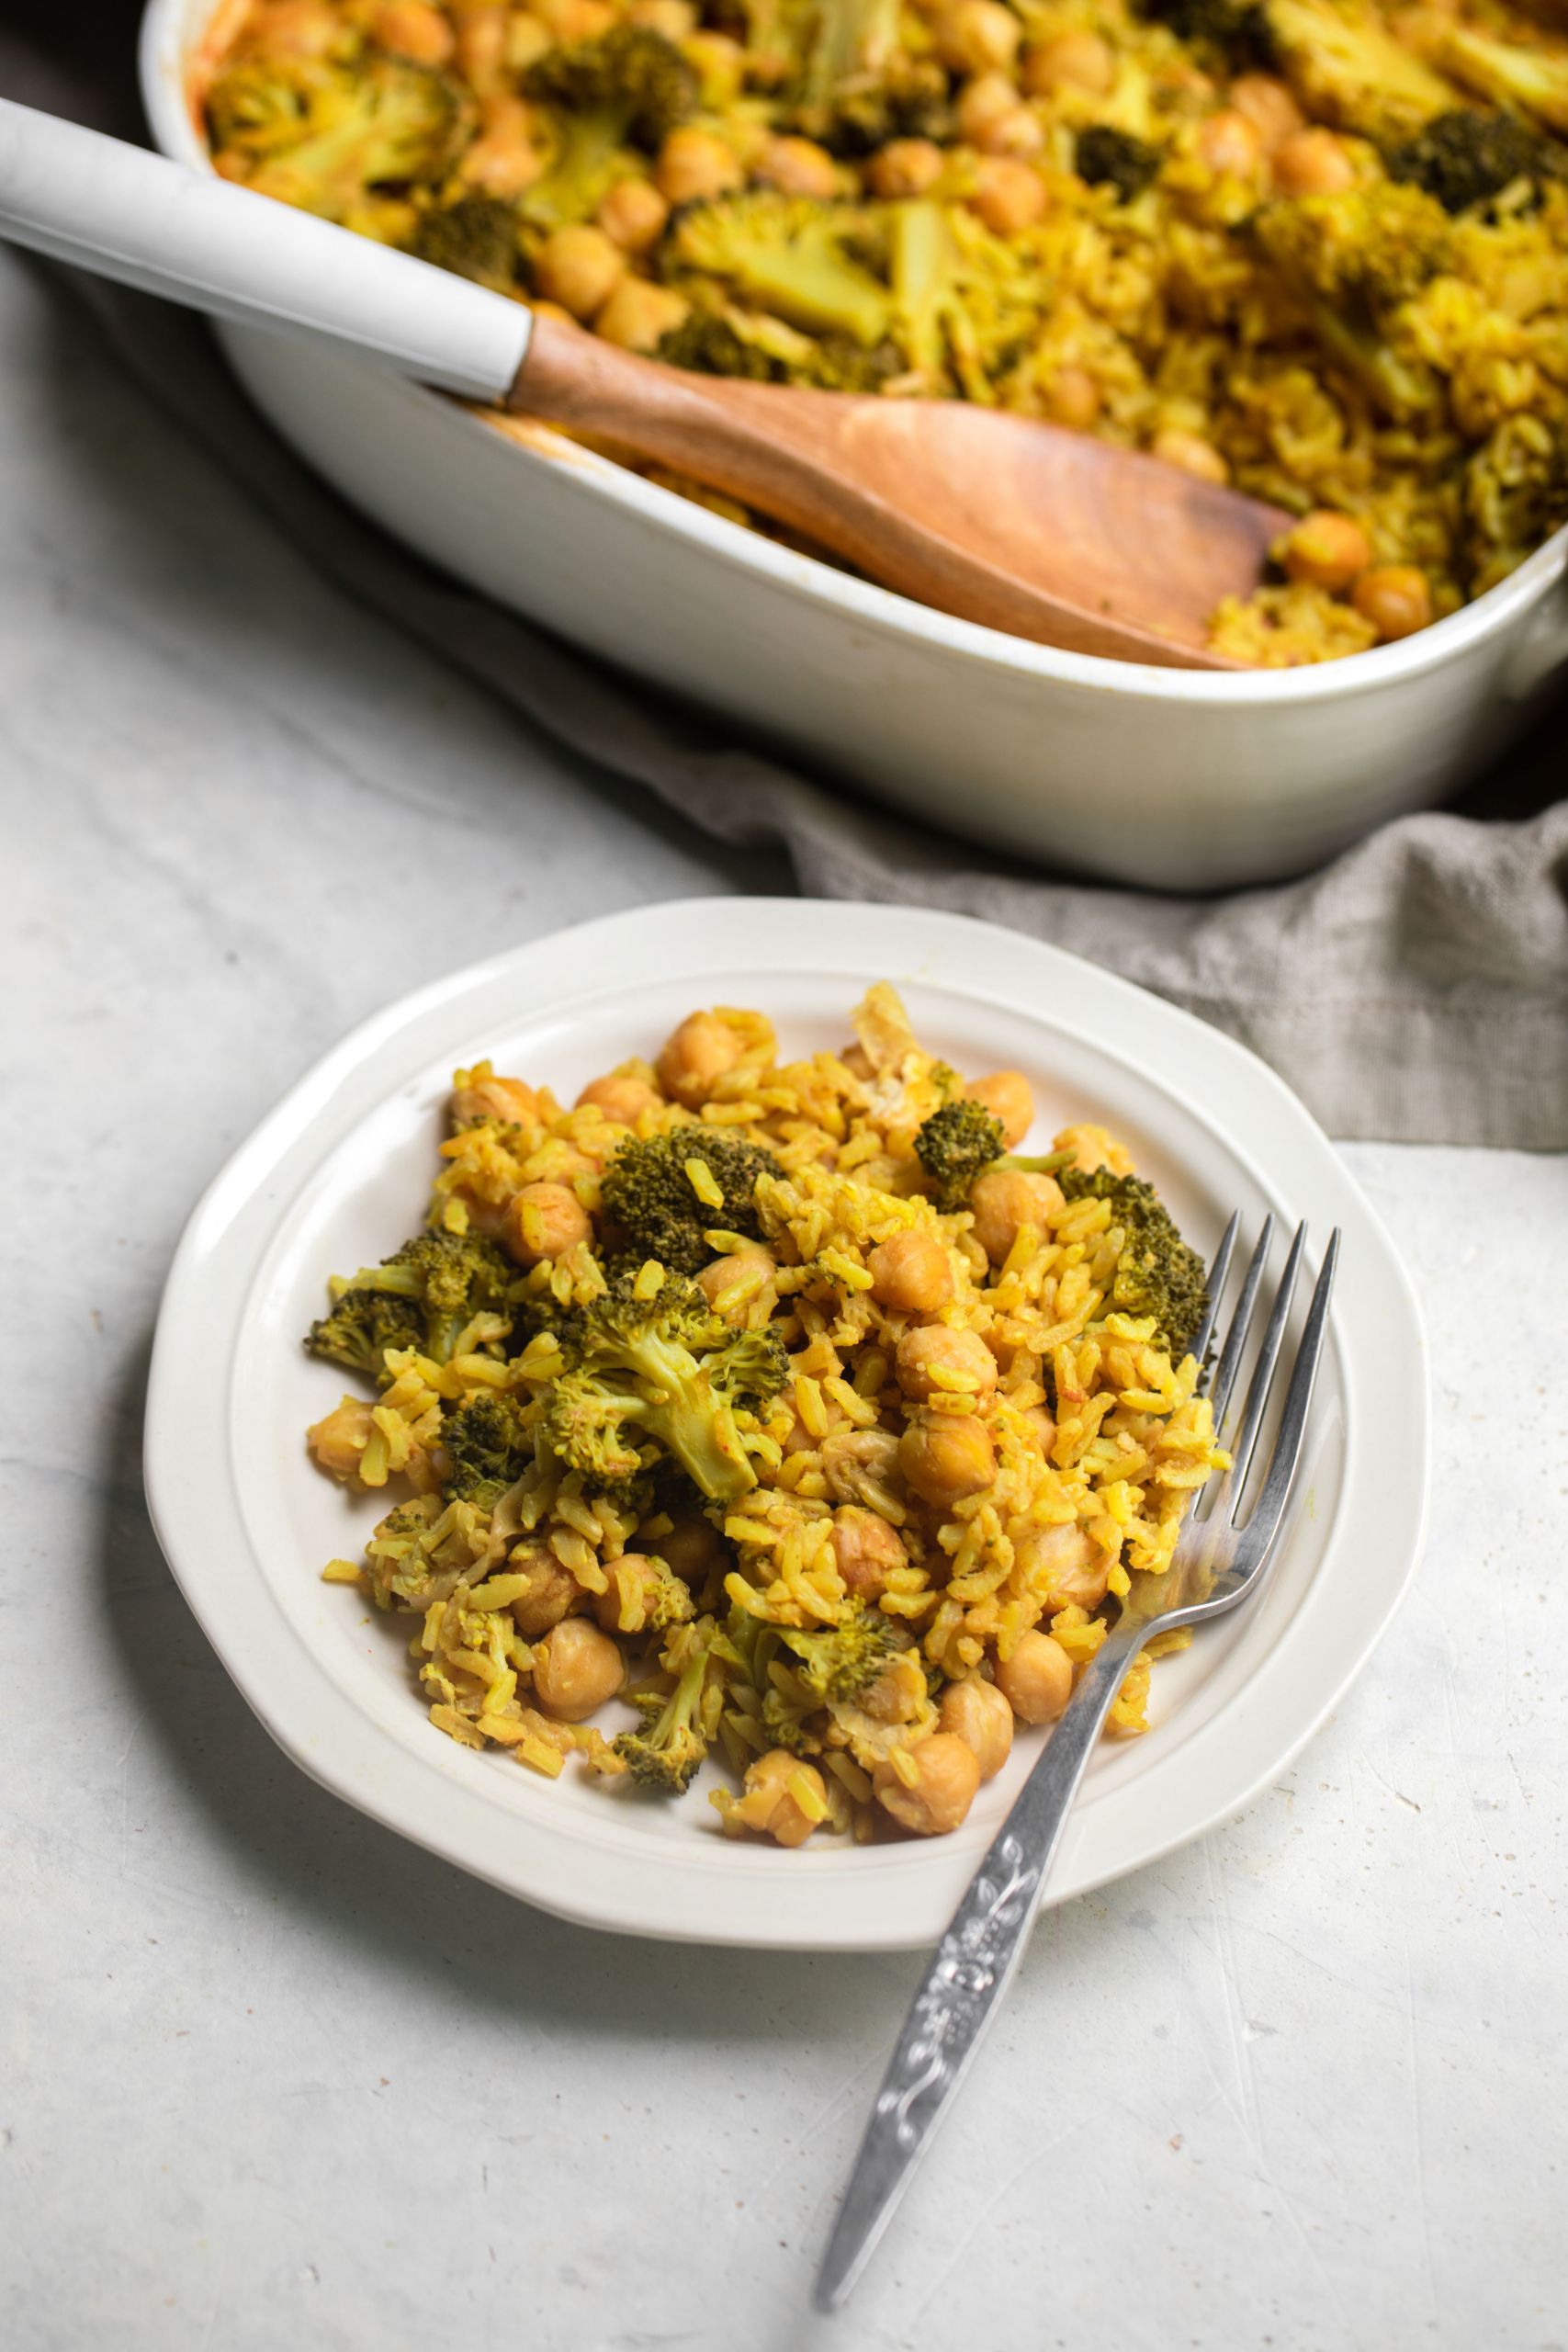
[143,899,1430,1949]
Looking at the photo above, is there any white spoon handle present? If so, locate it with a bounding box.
[0,96,532,400]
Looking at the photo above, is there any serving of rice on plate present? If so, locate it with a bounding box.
[304,979,1227,1851]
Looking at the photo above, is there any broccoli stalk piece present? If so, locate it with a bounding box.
[1385,109,1564,215]
[217,55,468,229]
[439,1394,533,1510]
[913,1101,1075,1213]
[785,0,950,154]
[663,193,895,346]
[412,193,519,288]
[522,27,696,225]
[599,1129,784,1275]
[306,1228,514,1378]
[539,1281,789,1503]
[613,1629,720,1792]
[1076,126,1163,202]
[1440,26,1568,137]
[1058,1168,1209,1360]
[1252,185,1451,419]
[1261,0,1452,141]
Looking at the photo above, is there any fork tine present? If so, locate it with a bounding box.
[1235,1229,1340,1552]
[1206,1214,1274,1429]
[1190,1211,1240,1373]
[1224,1221,1307,1509]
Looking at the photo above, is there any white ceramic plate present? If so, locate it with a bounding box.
[144,900,1428,1949]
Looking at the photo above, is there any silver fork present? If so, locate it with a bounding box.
[814,1214,1340,2311]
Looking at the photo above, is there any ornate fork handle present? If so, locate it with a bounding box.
[816,1627,1139,2309]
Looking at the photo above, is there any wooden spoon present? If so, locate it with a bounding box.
[0,98,1290,668]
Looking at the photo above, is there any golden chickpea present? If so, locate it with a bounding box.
[831,1506,908,1600]
[1045,365,1101,430]
[656,1010,745,1107]
[967,156,1048,233]
[576,1070,660,1124]
[1227,73,1304,153]
[939,1675,1014,1780]
[1152,426,1230,486]
[866,137,946,198]
[504,12,552,70]
[1023,29,1116,96]
[656,126,745,207]
[1198,107,1263,178]
[899,1413,997,1505]
[629,0,696,33]
[695,1247,775,1317]
[502,1181,592,1268]
[369,1,454,63]
[592,1553,679,1634]
[960,85,1046,159]
[1020,1521,1111,1609]
[867,1227,954,1314]
[1281,509,1373,593]
[461,96,542,196]
[994,1628,1073,1724]
[732,1749,829,1847]
[307,1395,374,1481]
[535,222,626,321]
[1271,126,1356,197]
[896,1322,998,1405]
[531,1616,625,1719]
[1055,1121,1132,1176]
[874,1734,981,1835]
[595,177,671,255]
[936,0,1021,76]
[1352,565,1433,642]
[248,2,341,61]
[451,1071,538,1128]
[1017,1401,1057,1457]
[969,1166,1064,1263]
[659,1517,728,1585]
[967,1069,1034,1147]
[508,1545,584,1637]
[754,134,840,198]
[532,0,612,35]
[594,278,690,353]
[455,6,506,85]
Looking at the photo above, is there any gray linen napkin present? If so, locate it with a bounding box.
[6,16,1566,1148]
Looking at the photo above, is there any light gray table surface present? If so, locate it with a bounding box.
[4,248,1565,2352]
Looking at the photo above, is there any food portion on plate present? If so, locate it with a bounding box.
[199,0,1567,666]
[304,984,1224,1848]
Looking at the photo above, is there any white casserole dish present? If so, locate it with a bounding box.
[140,0,1568,890]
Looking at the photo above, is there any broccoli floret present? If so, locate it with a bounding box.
[774,1607,908,1703]
[1135,0,1275,71]
[613,1628,720,1792]
[439,1393,532,1509]
[1058,1168,1209,1360]
[912,1101,1074,1212]
[522,28,696,224]
[539,1280,789,1503]
[782,0,951,154]
[306,1228,514,1377]
[412,193,519,288]
[1440,26,1568,139]
[655,306,903,391]
[1385,108,1564,215]
[663,192,895,345]
[599,1129,784,1275]
[210,54,468,230]
[1252,183,1451,418]
[1076,126,1163,202]
[1261,0,1451,141]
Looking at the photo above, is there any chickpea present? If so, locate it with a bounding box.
[896,1322,998,1405]
[1227,73,1304,153]
[731,1750,829,1847]
[455,6,506,85]
[1023,30,1116,96]
[307,1395,374,1481]
[502,1181,592,1267]
[957,80,1046,159]
[1045,365,1101,431]
[594,278,690,353]
[655,1011,743,1106]
[656,126,745,206]
[1198,107,1263,178]
[450,1071,537,1128]
[1271,126,1356,197]
[874,1734,981,1836]
[1017,1401,1057,1457]
[899,1413,997,1505]
[695,1247,775,1318]
[534,222,626,321]
[659,1517,728,1585]
[831,1505,908,1599]
[967,1069,1034,1147]
[628,0,696,33]
[936,0,1021,76]
[969,1166,1064,1263]
[1352,565,1432,642]
[461,96,542,197]
[1055,1121,1132,1176]
[867,1227,954,1314]
[504,12,552,70]
[993,1628,1073,1724]
[1281,509,1373,593]
[939,1675,1014,1780]
[1021,1521,1111,1610]
[754,134,840,199]
[532,0,612,35]
[531,1616,625,1719]
[866,137,946,198]
[592,1553,680,1634]
[595,178,671,255]
[248,3,341,61]
[1152,426,1230,486]
[575,1070,657,1125]
[508,1546,583,1638]
[967,156,1048,234]
[369,2,455,65]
